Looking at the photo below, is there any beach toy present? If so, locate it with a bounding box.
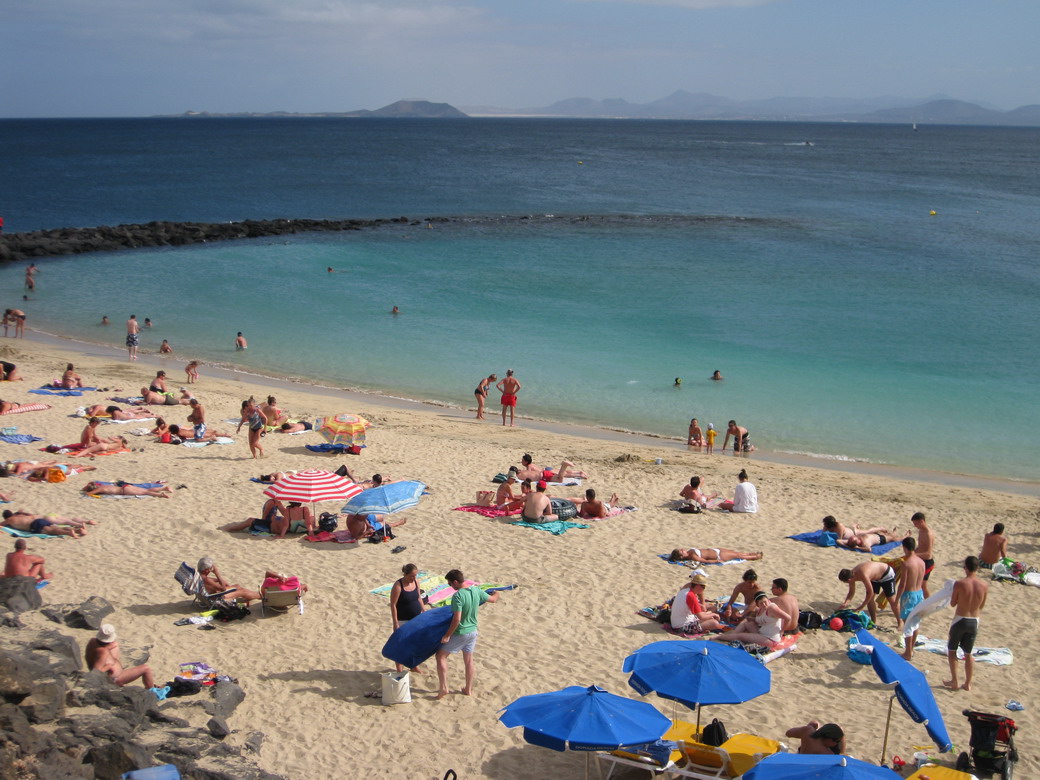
[829,617,844,630]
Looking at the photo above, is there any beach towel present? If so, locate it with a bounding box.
[511,519,589,535]
[902,579,955,637]
[30,388,94,397]
[658,553,748,567]
[102,417,156,424]
[305,442,366,453]
[788,529,901,556]
[304,529,358,544]
[909,636,1014,665]
[0,434,43,445]
[370,571,441,599]
[70,446,130,457]
[181,437,234,447]
[0,403,52,416]
[40,443,84,453]
[453,505,519,518]
[1,526,68,540]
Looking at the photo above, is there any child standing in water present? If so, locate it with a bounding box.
[705,423,717,454]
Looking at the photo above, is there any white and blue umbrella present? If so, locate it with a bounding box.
[342,480,426,515]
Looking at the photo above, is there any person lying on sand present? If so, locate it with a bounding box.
[197,556,261,604]
[224,497,285,536]
[821,515,854,543]
[276,421,313,433]
[345,512,406,540]
[77,437,129,457]
[84,404,156,421]
[837,526,908,552]
[0,461,96,479]
[137,387,192,406]
[669,547,763,563]
[513,453,587,482]
[162,424,227,444]
[0,400,33,415]
[2,509,95,537]
[82,481,172,498]
[0,362,23,382]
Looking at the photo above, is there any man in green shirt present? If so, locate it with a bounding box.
[436,569,501,699]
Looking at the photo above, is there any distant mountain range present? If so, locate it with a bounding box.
[163,94,1040,126]
[165,100,467,119]
[464,92,1040,126]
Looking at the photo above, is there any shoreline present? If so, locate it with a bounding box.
[25,326,1039,497]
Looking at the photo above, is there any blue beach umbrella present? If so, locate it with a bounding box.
[499,685,671,779]
[742,752,902,779]
[854,629,952,762]
[342,480,426,515]
[623,640,770,728]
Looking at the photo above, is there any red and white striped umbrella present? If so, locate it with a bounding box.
[263,469,363,504]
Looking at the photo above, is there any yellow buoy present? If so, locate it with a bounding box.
[929,210,937,216]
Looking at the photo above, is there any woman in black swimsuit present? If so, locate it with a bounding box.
[389,563,427,672]
[474,373,497,420]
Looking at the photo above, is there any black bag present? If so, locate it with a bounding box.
[212,599,250,622]
[798,610,824,630]
[368,525,395,543]
[318,512,338,533]
[166,678,203,697]
[655,608,672,624]
[678,503,702,514]
[701,718,729,747]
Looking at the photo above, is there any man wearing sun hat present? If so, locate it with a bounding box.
[669,572,724,634]
[85,623,157,690]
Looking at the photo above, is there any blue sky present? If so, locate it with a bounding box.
[2,0,1037,117]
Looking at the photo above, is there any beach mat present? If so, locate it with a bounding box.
[0,434,43,444]
[453,505,519,518]
[2,526,69,540]
[788,529,901,556]
[511,519,589,535]
[910,636,1013,665]
[0,404,52,416]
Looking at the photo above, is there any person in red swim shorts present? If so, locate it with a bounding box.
[496,369,521,427]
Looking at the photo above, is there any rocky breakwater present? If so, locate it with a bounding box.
[0,577,284,780]
[0,216,428,263]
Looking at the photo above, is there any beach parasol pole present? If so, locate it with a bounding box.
[879,694,896,766]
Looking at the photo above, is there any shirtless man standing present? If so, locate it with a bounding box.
[495,369,521,427]
[187,398,207,441]
[897,537,926,656]
[126,315,139,361]
[838,560,901,627]
[911,512,935,598]
[3,539,50,581]
[979,523,1008,569]
[722,420,752,453]
[85,624,157,690]
[945,556,988,691]
[520,481,556,523]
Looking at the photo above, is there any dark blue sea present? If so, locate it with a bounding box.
[1,118,1038,481]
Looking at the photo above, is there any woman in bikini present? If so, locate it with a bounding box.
[61,364,84,389]
[473,373,496,420]
[82,481,171,498]
[184,361,200,383]
[139,387,191,406]
[236,398,267,459]
[0,399,31,415]
[710,591,790,649]
[668,547,763,563]
[84,404,155,421]
[77,437,129,457]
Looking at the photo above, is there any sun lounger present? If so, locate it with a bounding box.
[597,720,699,779]
[671,732,786,778]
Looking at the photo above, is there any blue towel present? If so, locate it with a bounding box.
[95,481,165,489]
[0,434,43,444]
[305,443,365,453]
[511,519,589,535]
[788,529,901,556]
[1,526,67,540]
[30,388,85,397]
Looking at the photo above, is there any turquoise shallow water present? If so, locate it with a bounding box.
[2,119,1038,480]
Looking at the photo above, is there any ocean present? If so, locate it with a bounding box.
[1,118,1037,482]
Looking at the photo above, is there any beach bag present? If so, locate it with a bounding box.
[817,531,838,547]
[798,610,824,630]
[655,608,672,624]
[318,513,338,533]
[701,718,729,747]
[475,490,496,507]
[166,678,203,697]
[380,671,411,705]
[679,503,701,514]
[212,599,250,622]
[46,467,67,483]
[549,498,578,520]
[491,473,509,484]
[346,444,362,455]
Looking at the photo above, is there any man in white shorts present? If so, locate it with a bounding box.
[436,569,501,699]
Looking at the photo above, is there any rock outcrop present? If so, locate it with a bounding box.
[0,593,285,780]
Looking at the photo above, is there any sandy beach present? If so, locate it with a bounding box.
[1,335,1036,779]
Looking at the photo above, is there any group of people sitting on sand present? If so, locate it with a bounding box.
[679,469,758,513]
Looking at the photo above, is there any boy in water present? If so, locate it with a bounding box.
[705,423,716,454]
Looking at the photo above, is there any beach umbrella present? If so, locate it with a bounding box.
[314,413,371,447]
[263,470,364,529]
[499,684,671,780]
[742,753,902,779]
[623,640,770,728]
[854,629,952,763]
[342,480,426,516]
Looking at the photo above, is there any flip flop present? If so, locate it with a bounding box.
[391,545,406,554]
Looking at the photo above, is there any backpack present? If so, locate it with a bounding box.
[701,718,729,747]
[212,599,250,622]
[318,512,338,533]
[798,610,824,630]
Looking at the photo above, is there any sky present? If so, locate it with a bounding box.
[2,0,1038,117]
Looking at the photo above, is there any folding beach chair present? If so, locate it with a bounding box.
[174,562,234,608]
[671,732,786,779]
[596,719,698,779]
[261,585,303,616]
